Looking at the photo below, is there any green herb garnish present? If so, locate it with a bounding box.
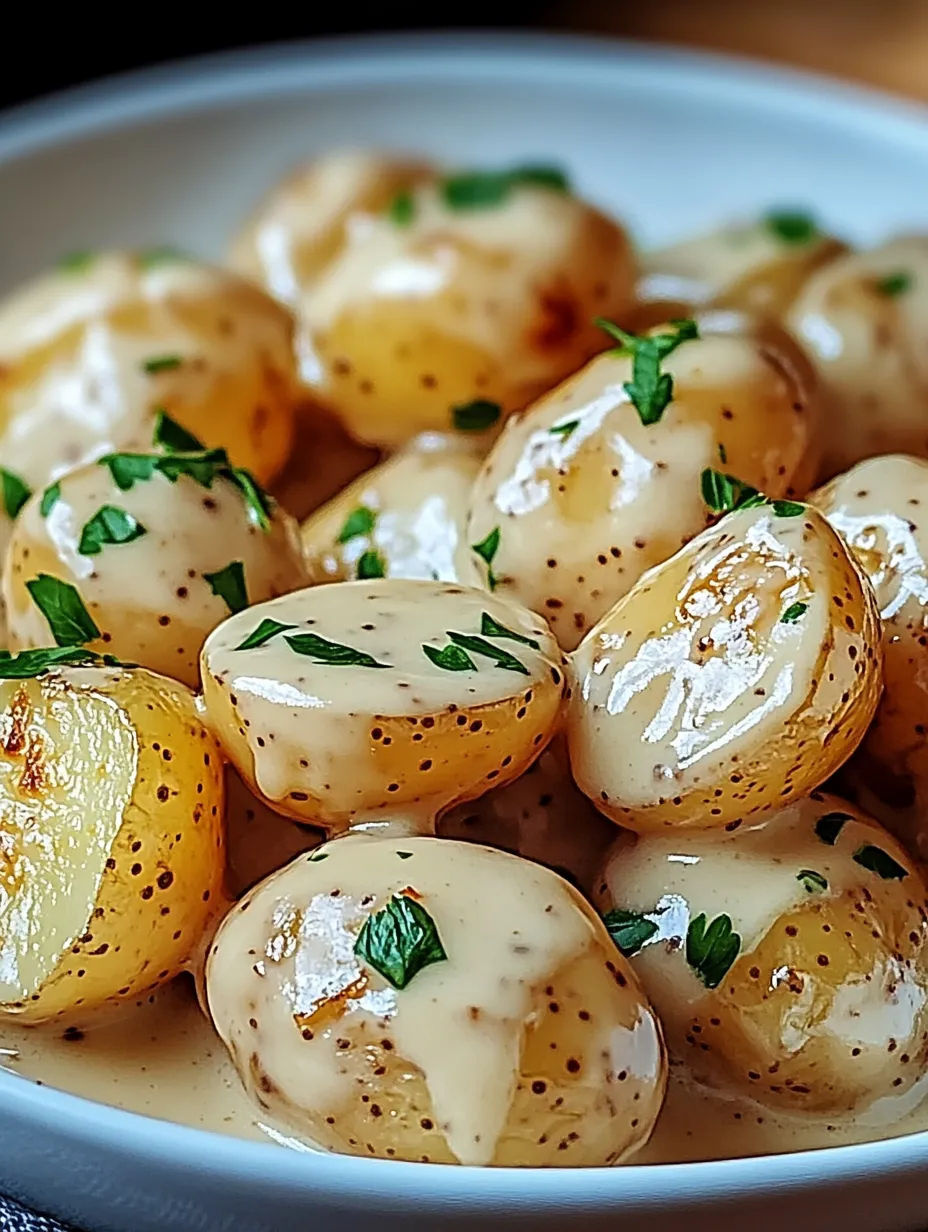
[765,210,819,245]
[797,869,828,894]
[233,618,297,651]
[357,549,386,580]
[686,912,741,989]
[308,852,329,863]
[876,270,913,298]
[337,506,377,544]
[57,250,95,272]
[397,851,414,860]
[472,526,501,591]
[25,575,100,647]
[853,844,908,881]
[596,317,699,426]
[771,500,804,517]
[549,419,579,439]
[204,561,248,614]
[780,601,808,624]
[354,893,448,990]
[284,632,391,669]
[602,908,658,958]
[388,191,416,227]
[446,631,528,675]
[137,246,186,268]
[451,399,501,432]
[231,467,273,531]
[440,164,570,211]
[40,482,61,517]
[142,355,183,375]
[0,469,31,520]
[480,611,539,649]
[0,646,102,679]
[700,468,764,514]
[78,506,147,557]
[815,811,852,846]
[153,410,204,453]
[422,643,477,672]
[718,443,728,464]
[99,453,159,491]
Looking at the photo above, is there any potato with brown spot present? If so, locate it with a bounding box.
[467,313,821,651]
[230,150,635,449]
[0,251,298,489]
[0,663,225,1024]
[596,794,928,1116]
[568,501,882,832]
[201,579,567,833]
[207,833,666,1164]
[3,444,309,689]
[301,432,482,585]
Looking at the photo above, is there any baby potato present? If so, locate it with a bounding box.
[595,794,928,1117]
[201,579,568,833]
[3,447,309,689]
[0,251,298,489]
[224,767,322,899]
[231,150,635,449]
[438,738,614,893]
[301,432,482,585]
[0,661,224,1024]
[813,455,928,853]
[634,213,846,327]
[466,313,821,650]
[207,832,666,1165]
[568,501,882,832]
[787,236,928,478]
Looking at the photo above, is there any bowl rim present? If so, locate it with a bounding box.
[4,28,928,1208]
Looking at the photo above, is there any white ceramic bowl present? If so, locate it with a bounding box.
[2,32,928,1232]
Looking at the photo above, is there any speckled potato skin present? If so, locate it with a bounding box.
[230,150,635,449]
[787,236,928,480]
[812,455,928,854]
[466,314,821,650]
[301,432,483,585]
[595,794,928,1117]
[207,834,666,1166]
[0,665,225,1024]
[0,252,298,489]
[632,218,846,329]
[3,461,309,689]
[200,580,569,832]
[568,503,883,832]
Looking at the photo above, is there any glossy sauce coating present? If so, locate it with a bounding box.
[201,579,568,832]
[813,455,928,853]
[787,235,928,478]
[231,151,635,448]
[0,253,298,488]
[596,794,928,1117]
[467,315,820,650]
[301,432,482,586]
[207,833,666,1166]
[568,502,882,831]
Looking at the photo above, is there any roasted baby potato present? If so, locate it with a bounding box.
[207,833,666,1165]
[0,251,298,488]
[568,501,882,832]
[813,454,928,853]
[787,235,928,478]
[0,660,224,1024]
[467,313,821,650]
[3,433,308,689]
[595,793,928,1116]
[438,738,614,893]
[634,213,846,327]
[301,432,482,585]
[230,150,635,449]
[224,767,322,899]
[201,579,568,833]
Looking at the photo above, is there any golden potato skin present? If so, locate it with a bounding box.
[3,457,309,689]
[568,502,882,832]
[466,314,820,650]
[813,455,928,853]
[787,236,928,479]
[231,151,635,449]
[0,252,298,488]
[201,580,568,833]
[207,834,666,1165]
[0,665,225,1024]
[595,794,928,1117]
[301,432,482,586]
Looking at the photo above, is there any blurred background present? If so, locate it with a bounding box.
[5,1,928,110]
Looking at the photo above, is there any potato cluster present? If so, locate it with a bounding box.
[2,150,928,1174]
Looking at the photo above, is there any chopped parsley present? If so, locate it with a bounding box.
[40,482,61,517]
[233,618,297,651]
[686,912,741,989]
[354,893,448,990]
[480,611,539,648]
[852,844,908,881]
[814,811,852,846]
[876,270,913,298]
[57,250,95,272]
[284,632,391,669]
[447,631,529,675]
[0,468,31,520]
[99,453,158,491]
[549,419,580,439]
[307,851,329,863]
[780,601,808,624]
[153,410,204,453]
[771,500,805,517]
[765,210,819,245]
[797,869,828,894]
[471,526,501,591]
[141,355,183,375]
[440,164,570,211]
[357,549,386,580]
[204,561,249,614]
[0,646,103,679]
[596,317,699,426]
[137,246,186,268]
[422,642,476,672]
[25,575,100,647]
[387,191,416,227]
[451,399,501,432]
[78,506,147,556]
[718,442,728,464]
[337,506,377,544]
[700,468,764,514]
[602,908,658,958]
